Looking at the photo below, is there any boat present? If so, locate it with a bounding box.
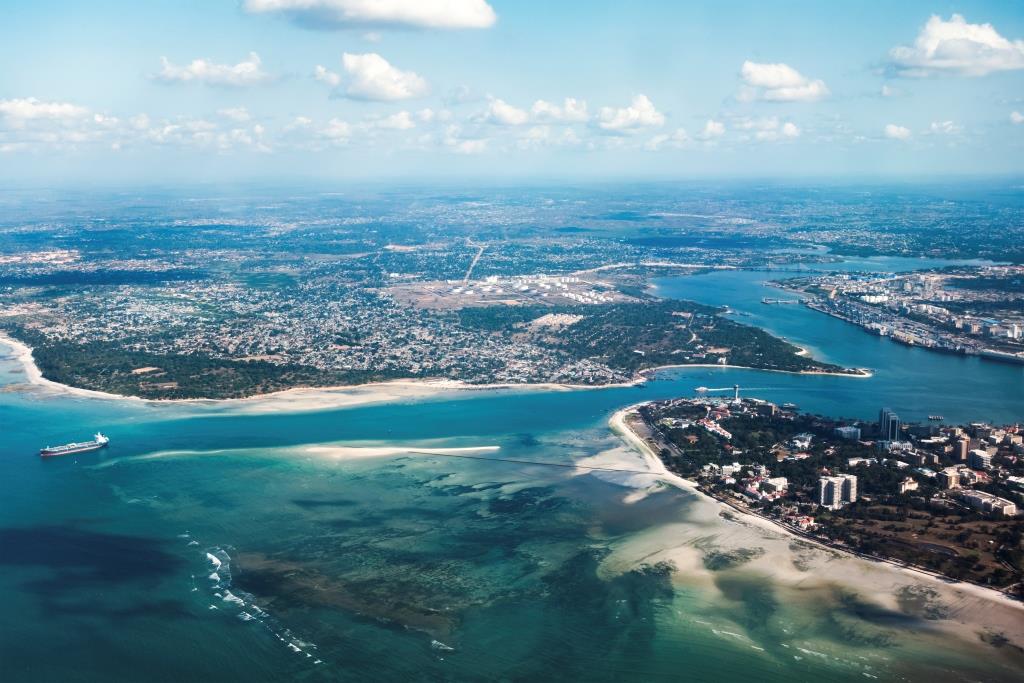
[782,402,798,410]
[928,415,945,421]
[40,432,109,458]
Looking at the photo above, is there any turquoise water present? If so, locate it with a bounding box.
[1,261,1022,682]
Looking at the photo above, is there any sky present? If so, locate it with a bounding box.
[1,0,1023,184]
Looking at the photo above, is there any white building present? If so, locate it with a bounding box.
[959,490,1017,517]
[817,474,858,510]
[968,449,993,470]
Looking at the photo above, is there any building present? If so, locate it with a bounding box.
[937,467,961,490]
[879,408,901,442]
[968,449,993,470]
[959,491,1018,517]
[953,437,970,463]
[817,474,858,510]
[790,433,813,450]
[835,425,861,441]
[898,477,919,494]
[762,477,788,494]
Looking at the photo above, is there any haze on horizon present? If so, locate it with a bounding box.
[2,0,1024,184]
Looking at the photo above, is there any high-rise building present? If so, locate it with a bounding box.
[968,449,993,470]
[842,474,857,503]
[879,408,901,442]
[817,474,858,510]
[954,437,970,463]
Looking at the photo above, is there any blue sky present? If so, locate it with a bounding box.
[1,0,1023,183]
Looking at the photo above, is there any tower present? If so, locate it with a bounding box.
[879,408,900,442]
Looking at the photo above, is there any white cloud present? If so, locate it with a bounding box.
[1011,111,1024,124]
[698,119,725,140]
[339,52,427,101]
[928,120,961,135]
[218,107,251,123]
[597,95,664,132]
[244,0,496,29]
[0,97,89,123]
[442,124,487,153]
[880,84,901,97]
[452,138,487,154]
[884,124,911,140]
[321,118,352,142]
[738,61,829,102]
[732,116,779,132]
[531,97,589,122]
[285,116,314,131]
[731,116,800,141]
[644,128,689,151]
[485,98,529,126]
[155,52,271,87]
[314,64,342,88]
[371,111,416,130]
[0,97,90,131]
[888,14,1024,77]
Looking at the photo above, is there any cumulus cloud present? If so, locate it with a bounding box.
[218,107,251,123]
[338,52,428,100]
[698,119,725,140]
[888,14,1024,77]
[244,0,496,30]
[644,128,689,151]
[928,120,961,135]
[440,124,487,153]
[884,123,911,140]
[597,95,664,132]
[314,64,342,87]
[370,111,416,130]
[321,118,352,142]
[484,98,529,125]
[738,61,829,102]
[154,52,271,87]
[1011,111,1024,125]
[0,97,89,124]
[515,125,582,150]
[531,97,589,122]
[730,116,800,141]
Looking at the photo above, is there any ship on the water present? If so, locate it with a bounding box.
[40,432,109,457]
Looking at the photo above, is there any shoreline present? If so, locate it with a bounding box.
[608,403,1024,614]
[0,333,869,408]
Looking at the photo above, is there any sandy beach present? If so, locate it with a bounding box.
[607,405,1024,637]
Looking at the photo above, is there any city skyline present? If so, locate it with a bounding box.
[2,0,1024,183]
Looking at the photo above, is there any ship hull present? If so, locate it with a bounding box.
[39,442,108,458]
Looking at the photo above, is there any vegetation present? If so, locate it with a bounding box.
[3,326,408,399]
[461,299,855,376]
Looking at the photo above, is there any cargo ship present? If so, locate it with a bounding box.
[40,432,109,457]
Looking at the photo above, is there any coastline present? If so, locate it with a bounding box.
[608,403,1024,615]
[0,333,869,409]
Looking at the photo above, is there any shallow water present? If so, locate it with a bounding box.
[1,260,1022,682]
